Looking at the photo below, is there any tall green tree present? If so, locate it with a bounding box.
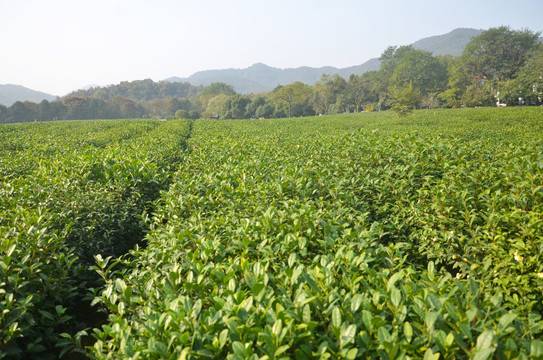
[199,82,236,113]
[309,82,327,115]
[390,82,420,117]
[373,45,415,109]
[502,43,543,105]
[255,102,275,118]
[327,75,349,114]
[246,96,267,118]
[443,27,540,107]
[200,82,236,98]
[50,100,67,120]
[188,110,200,119]
[348,74,366,112]
[439,56,495,107]
[220,94,251,119]
[462,26,540,83]
[310,75,348,115]
[390,49,448,99]
[175,109,189,119]
[379,45,415,80]
[271,82,309,117]
[38,99,52,121]
[360,71,382,110]
[0,104,7,123]
[110,96,145,118]
[204,94,230,118]
[63,96,87,120]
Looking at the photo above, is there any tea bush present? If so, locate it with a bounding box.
[2,109,542,359]
[0,119,192,358]
[90,108,543,359]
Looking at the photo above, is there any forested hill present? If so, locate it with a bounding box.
[165,28,484,94]
[411,28,484,56]
[165,60,383,95]
[67,79,203,101]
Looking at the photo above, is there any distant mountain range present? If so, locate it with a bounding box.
[5,27,532,104]
[165,28,484,94]
[165,59,383,95]
[0,84,57,107]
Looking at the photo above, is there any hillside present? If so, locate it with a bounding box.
[67,79,202,101]
[166,28,482,93]
[0,84,57,106]
[412,28,483,56]
[165,61,381,95]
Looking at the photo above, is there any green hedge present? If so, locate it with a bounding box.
[0,119,192,359]
[90,109,543,359]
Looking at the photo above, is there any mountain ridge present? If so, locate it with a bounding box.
[411,28,484,55]
[165,28,484,93]
[0,84,57,107]
[164,60,382,94]
[5,27,535,103]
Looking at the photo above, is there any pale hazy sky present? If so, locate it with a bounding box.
[1,0,542,96]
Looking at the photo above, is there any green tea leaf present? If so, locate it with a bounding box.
[530,340,543,358]
[476,330,495,350]
[404,322,413,343]
[423,348,440,360]
[472,348,494,360]
[390,288,401,308]
[346,348,358,360]
[332,307,342,329]
[351,294,363,312]
[387,271,402,292]
[232,341,245,356]
[340,324,357,347]
[497,313,517,333]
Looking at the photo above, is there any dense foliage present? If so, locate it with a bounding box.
[68,80,202,102]
[1,108,543,358]
[82,108,542,359]
[0,119,192,358]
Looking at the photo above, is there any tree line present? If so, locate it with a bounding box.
[1,26,541,123]
[69,78,202,101]
[0,96,197,123]
[0,81,203,123]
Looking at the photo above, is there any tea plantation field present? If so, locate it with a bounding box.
[2,108,543,359]
[0,119,192,358]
